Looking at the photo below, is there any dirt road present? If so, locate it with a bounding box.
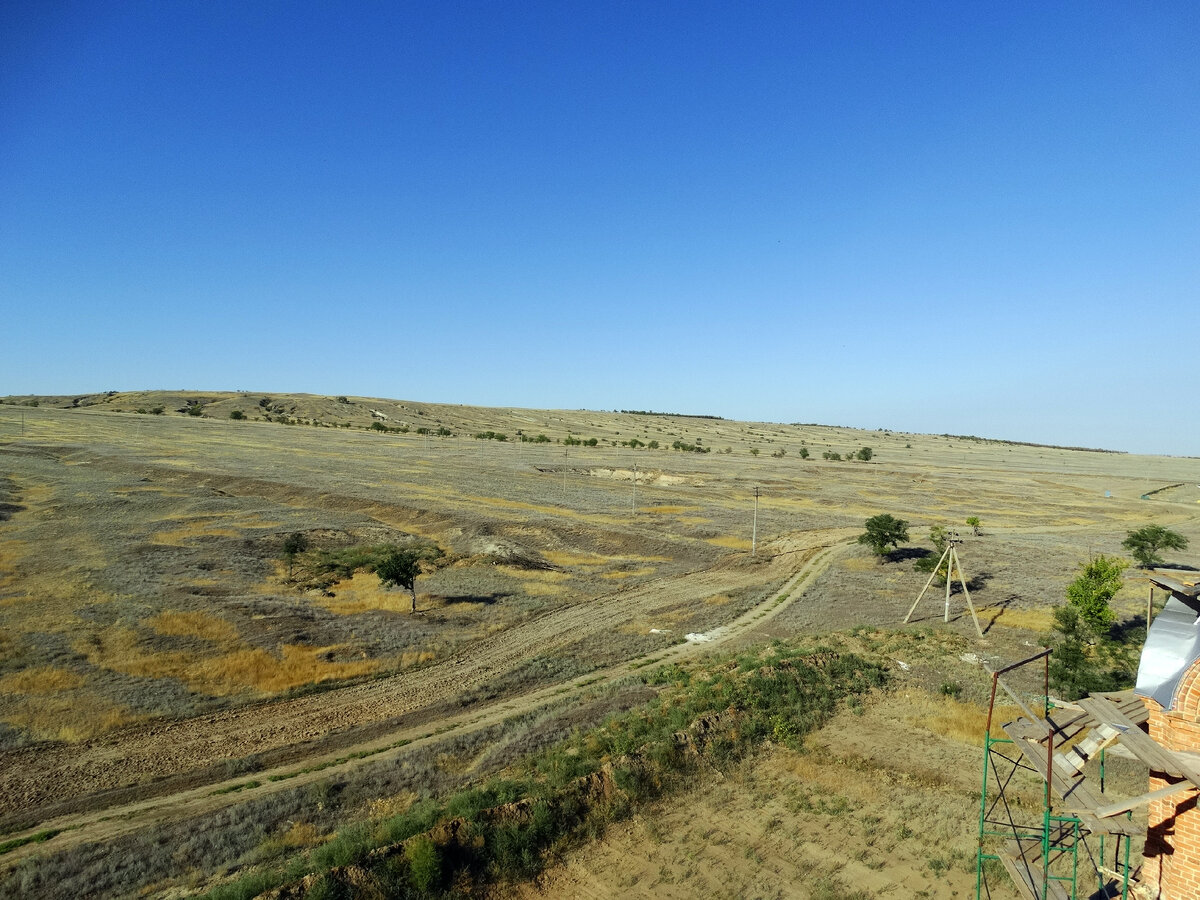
[0,530,852,867]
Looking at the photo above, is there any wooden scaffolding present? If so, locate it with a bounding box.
[977,650,1200,899]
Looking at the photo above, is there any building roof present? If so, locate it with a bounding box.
[1135,575,1200,711]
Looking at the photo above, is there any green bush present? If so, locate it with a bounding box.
[404,835,442,893]
[230,410,245,420]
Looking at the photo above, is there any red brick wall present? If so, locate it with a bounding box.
[1143,659,1200,899]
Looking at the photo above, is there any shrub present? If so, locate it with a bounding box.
[230,410,245,420]
[856,447,873,461]
[187,404,204,417]
[404,835,442,893]
[1066,555,1127,632]
[798,447,809,459]
[857,514,909,557]
[1122,525,1188,569]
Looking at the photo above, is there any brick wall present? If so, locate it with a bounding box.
[1143,659,1200,899]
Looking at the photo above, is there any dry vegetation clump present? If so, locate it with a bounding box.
[0,683,658,900]
[182,642,886,900]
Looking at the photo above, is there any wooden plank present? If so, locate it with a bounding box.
[1075,696,1200,784]
[1004,730,1103,811]
[998,846,1072,900]
[1092,780,1199,819]
[996,679,1052,735]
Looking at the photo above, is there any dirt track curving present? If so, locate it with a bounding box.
[0,530,851,866]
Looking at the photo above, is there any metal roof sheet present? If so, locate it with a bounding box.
[1136,597,1200,711]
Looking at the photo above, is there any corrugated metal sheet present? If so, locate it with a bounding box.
[1136,597,1200,711]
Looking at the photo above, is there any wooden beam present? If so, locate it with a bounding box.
[1090,780,1199,819]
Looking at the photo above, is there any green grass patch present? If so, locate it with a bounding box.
[204,640,886,899]
[0,828,62,855]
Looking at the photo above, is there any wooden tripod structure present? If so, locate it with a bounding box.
[904,540,984,638]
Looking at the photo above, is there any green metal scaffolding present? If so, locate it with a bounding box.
[974,649,1135,900]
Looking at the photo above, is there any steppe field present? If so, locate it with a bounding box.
[1,391,1198,899]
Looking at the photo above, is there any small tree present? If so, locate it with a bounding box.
[857,447,873,461]
[858,514,909,559]
[1066,555,1127,632]
[282,532,309,577]
[966,516,981,536]
[1048,557,1138,700]
[1122,525,1188,569]
[377,548,424,613]
[230,410,245,420]
[749,448,759,457]
[798,447,809,459]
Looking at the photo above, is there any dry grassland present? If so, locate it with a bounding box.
[1,396,1197,747]
[0,393,1197,897]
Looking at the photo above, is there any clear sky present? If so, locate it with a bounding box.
[2,2,1197,455]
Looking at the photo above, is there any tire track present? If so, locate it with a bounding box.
[0,533,849,869]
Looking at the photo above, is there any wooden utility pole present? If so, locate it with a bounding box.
[752,487,760,556]
[904,536,983,638]
[631,464,637,515]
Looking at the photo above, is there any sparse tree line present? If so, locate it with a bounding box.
[856,511,1190,700]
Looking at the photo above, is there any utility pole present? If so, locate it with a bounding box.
[752,486,759,556]
[631,464,637,515]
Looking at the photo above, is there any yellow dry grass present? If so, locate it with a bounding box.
[495,565,570,582]
[368,791,418,822]
[187,645,379,694]
[984,606,1055,632]
[147,610,240,643]
[703,593,733,606]
[521,581,566,596]
[843,556,885,572]
[706,535,752,550]
[600,567,656,580]
[316,571,412,615]
[75,626,379,695]
[542,549,611,567]
[903,689,1022,745]
[0,665,84,694]
[0,694,134,743]
[640,505,700,515]
[396,650,437,668]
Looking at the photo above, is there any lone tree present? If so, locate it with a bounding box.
[966,516,981,536]
[1049,555,1135,699]
[1122,525,1188,569]
[377,548,425,613]
[858,514,909,559]
[282,532,308,577]
[856,446,873,461]
[1066,555,1127,632]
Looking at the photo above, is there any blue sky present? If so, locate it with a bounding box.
[2,2,1197,454]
